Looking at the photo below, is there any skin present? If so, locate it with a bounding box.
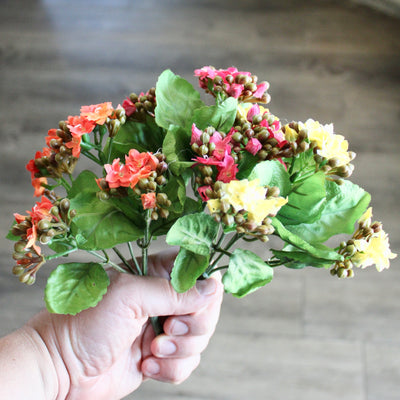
[0,249,224,400]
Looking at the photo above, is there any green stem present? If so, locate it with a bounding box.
[59,176,71,191]
[141,209,152,276]
[112,247,137,275]
[81,150,103,166]
[45,246,77,261]
[207,232,242,274]
[107,137,114,164]
[207,264,228,275]
[87,250,128,274]
[128,242,142,275]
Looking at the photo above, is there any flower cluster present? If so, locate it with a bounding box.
[122,88,157,121]
[11,196,75,284]
[207,179,288,241]
[26,102,126,197]
[195,66,270,103]
[331,208,397,278]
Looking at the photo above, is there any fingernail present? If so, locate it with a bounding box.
[143,359,160,376]
[196,278,216,296]
[158,339,177,355]
[170,320,189,335]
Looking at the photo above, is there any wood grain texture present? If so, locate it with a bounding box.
[1,1,399,399]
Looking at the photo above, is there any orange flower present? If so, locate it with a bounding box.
[141,192,156,209]
[125,149,159,189]
[80,102,114,125]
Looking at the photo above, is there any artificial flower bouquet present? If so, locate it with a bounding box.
[7,66,396,322]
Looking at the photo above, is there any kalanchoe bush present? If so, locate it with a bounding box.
[7,66,397,323]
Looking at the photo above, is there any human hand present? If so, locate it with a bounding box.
[25,249,223,400]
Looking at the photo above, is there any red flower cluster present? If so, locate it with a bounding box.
[104,149,159,189]
[194,66,269,102]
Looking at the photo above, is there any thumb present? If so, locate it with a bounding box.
[115,274,221,319]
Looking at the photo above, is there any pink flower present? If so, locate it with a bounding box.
[122,97,136,117]
[198,185,212,201]
[226,83,244,99]
[216,153,238,183]
[67,115,96,136]
[190,123,203,146]
[245,138,262,155]
[193,155,221,166]
[104,159,131,189]
[246,104,260,123]
[253,82,269,99]
[210,130,233,161]
[141,192,156,210]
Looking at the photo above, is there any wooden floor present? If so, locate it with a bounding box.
[1,1,399,399]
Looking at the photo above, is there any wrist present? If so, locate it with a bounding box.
[19,325,63,400]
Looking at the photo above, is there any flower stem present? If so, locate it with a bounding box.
[128,242,142,275]
[81,149,103,166]
[87,250,128,274]
[112,247,137,275]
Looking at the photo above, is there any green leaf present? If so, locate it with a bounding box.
[285,179,371,244]
[236,152,258,180]
[271,245,334,269]
[155,69,204,131]
[68,169,99,198]
[104,116,164,161]
[6,222,19,241]
[223,249,273,298]
[191,97,238,132]
[70,192,144,250]
[271,217,342,261]
[68,171,144,250]
[162,125,194,175]
[171,248,210,292]
[247,160,291,196]
[45,262,110,315]
[166,213,219,256]
[278,171,326,225]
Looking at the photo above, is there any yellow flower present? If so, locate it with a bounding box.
[358,207,372,227]
[352,230,397,272]
[302,119,351,167]
[207,199,222,214]
[247,196,288,224]
[211,179,288,225]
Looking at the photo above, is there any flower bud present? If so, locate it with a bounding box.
[37,219,51,231]
[14,241,27,253]
[12,265,25,276]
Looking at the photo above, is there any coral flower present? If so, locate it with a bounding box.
[32,177,48,197]
[65,135,82,158]
[80,102,114,125]
[141,192,156,210]
[104,159,131,189]
[125,149,159,188]
[67,115,96,136]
